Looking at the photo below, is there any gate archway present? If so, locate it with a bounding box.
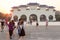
[13,15,18,21]
[20,15,27,21]
[40,14,46,21]
[49,15,53,21]
[29,14,37,23]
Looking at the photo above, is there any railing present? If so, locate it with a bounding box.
[31,22,60,26]
[14,21,60,26]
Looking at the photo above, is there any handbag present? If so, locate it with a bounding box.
[18,25,21,34]
[16,25,21,34]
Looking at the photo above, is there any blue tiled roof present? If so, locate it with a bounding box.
[48,6,55,8]
[27,3,39,5]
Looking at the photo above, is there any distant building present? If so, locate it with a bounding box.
[11,3,56,22]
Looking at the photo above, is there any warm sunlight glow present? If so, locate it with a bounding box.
[0,0,60,13]
[0,0,11,14]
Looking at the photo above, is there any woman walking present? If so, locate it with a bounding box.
[36,22,39,27]
[1,19,5,32]
[8,20,15,39]
[17,18,25,40]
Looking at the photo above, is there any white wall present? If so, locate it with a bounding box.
[12,6,56,22]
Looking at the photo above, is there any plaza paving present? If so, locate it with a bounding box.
[0,24,60,40]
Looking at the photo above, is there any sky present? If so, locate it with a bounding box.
[0,0,60,13]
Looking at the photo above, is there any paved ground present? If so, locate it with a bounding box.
[0,24,60,40]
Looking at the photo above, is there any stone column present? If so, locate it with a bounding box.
[53,15,56,21]
[27,15,29,22]
[46,16,49,21]
[53,12,56,21]
[37,15,40,22]
[11,13,14,20]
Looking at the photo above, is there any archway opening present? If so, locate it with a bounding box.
[13,15,18,21]
[49,15,53,21]
[40,14,46,21]
[20,15,27,21]
[29,14,37,23]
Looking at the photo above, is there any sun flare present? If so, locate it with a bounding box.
[0,0,12,14]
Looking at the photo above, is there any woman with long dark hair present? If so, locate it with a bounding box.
[17,18,25,39]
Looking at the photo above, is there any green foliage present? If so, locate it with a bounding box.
[55,15,60,21]
[0,13,11,21]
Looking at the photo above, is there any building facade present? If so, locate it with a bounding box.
[11,3,56,22]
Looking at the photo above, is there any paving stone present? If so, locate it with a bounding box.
[0,24,60,40]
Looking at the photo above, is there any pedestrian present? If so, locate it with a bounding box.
[17,18,25,40]
[1,19,5,32]
[8,20,15,39]
[46,20,48,29]
[36,22,39,27]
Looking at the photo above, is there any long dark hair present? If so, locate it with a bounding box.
[9,20,15,26]
[18,18,24,25]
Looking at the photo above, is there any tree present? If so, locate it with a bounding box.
[55,15,60,21]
